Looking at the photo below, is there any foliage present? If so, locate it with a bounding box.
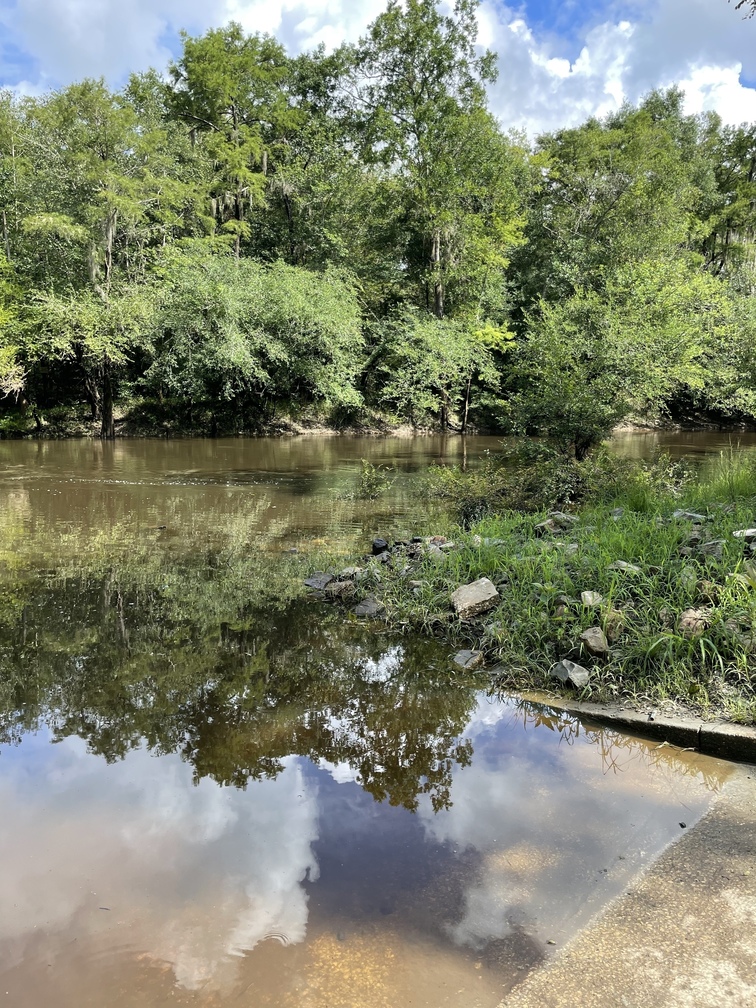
[0,3,755,436]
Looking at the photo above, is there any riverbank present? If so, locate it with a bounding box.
[307,454,756,726]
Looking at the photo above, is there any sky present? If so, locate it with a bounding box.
[0,0,754,134]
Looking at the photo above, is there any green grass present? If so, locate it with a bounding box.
[354,455,756,724]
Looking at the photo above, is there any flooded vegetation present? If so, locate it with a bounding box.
[0,435,747,1006]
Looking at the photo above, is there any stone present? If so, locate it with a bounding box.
[732,528,756,543]
[453,649,485,670]
[550,659,591,689]
[325,580,356,599]
[611,507,625,519]
[304,571,335,591]
[581,591,603,607]
[580,626,610,658]
[450,577,500,619]
[697,540,724,559]
[604,609,626,642]
[534,519,559,536]
[678,607,710,638]
[607,560,643,574]
[696,580,721,603]
[426,543,446,561]
[374,551,392,565]
[339,566,363,580]
[353,597,386,617]
[549,511,579,528]
[680,565,698,592]
[372,538,389,555]
[672,510,706,523]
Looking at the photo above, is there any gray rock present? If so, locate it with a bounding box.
[453,649,485,670]
[611,507,625,519]
[581,590,603,607]
[607,560,643,574]
[353,597,386,617]
[374,550,392,565]
[549,511,579,528]
[304,572,335,590]
[550,659,591,689]
[680,565,698,592]
[733,529,756,543]
[580,626,609,658]
[672,510,706,523]
[325,580,356,599]
[372,538,389,555]
[451,577,500,619]
[697,540,724,559]
[339,566,363,580]
[534,518,559,536]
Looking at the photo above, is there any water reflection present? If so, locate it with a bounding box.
[0,436,741,1007]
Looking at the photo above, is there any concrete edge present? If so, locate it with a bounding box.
[517,691,756,764]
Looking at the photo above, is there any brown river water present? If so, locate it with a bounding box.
[0,433,752,1008]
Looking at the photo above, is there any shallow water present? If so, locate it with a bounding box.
[0,435,742,1006]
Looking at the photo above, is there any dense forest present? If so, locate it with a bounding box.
[1,0,755,444]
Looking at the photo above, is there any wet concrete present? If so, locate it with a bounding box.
[500,766,756,1008]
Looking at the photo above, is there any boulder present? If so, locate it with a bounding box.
[450,577,500,619]
[372,538,389,555]
[339,566,363,580]
[580,626,609,658]
[304,572,335,591]
[550,659,591,689]
[453,649,485,670]
[353,597,386,617]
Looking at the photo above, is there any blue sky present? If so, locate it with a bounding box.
[0,0,754,133]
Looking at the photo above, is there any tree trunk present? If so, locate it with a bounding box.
[100,352,115,440]
[461,374,472,434]
[431,231,444,320]
[84,372,101,421]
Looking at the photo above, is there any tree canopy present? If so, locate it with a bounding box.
[1,0,755,446]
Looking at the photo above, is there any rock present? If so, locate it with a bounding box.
[304,572,335,590]
[611,507,625,519]
[550,659,591,689]
[678,546,694,558]
[672,510,706,523]
[581,590,603,607]
[339,566,363,580]
[372,538,389,555]
[426,543,447,561]
[353,597,386,617]
[604,609,626,642]
[429,535,448,544]
[325,580,356,599]
[696,579,721,603]
[453,649,485,670]
[580,626,609,658]
[680,565,698,592]
[411,535,424,544]
[697,540,724,559]
[437,541,456,551]
[408,580,424,589]
[471,535,482,547]
[733,529,756,543]
[607,560,642,574]
[374,551,392,565]
[678,607,710,638]
[450,578,500,619]
[549,511,579,529]
[534,519,559,536]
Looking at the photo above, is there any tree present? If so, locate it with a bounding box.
[351,0,526,321]
[166,24,296,259]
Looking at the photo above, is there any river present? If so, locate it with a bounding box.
[0,434,748,1007]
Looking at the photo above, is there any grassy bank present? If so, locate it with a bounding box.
[323,451,756,724]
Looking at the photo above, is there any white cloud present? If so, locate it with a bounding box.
[0,737,320,991]
[0,1,754,134]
